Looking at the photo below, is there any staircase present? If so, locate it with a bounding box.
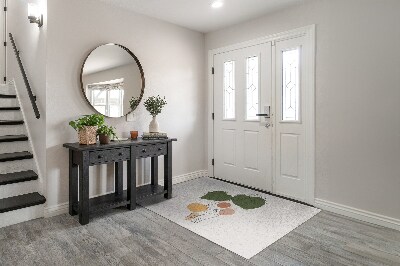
[0,83,45,228]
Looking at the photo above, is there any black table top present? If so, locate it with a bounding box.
[63,138,177,151]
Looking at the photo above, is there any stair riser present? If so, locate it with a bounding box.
[0,98,18,107]
[0,141,31,154]
[0,159,35,174]
[0,125,26,136]
[0,111,22,120]
[0,84,15,95]
[0,180,39,199]
[0,204,44,228]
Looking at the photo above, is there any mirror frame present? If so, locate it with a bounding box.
[80,43,145,118]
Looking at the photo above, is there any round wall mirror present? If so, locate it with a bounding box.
[80,43,145,118]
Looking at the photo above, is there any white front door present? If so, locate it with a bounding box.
[213,43,272,191]
[274,36,311,202]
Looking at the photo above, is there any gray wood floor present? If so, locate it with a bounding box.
[0,204,399,265]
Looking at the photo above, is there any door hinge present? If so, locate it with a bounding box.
[211,67,214,75]
[212,159,214,166]
[3,77,6,82]
[3,7,7,12]
[212,113,214,120]
[3,42,6,47]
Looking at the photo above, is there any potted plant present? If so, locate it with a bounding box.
[129,96,141,112]
[69,114,104,145]
[144,95,167,133]
[97,125,118,144]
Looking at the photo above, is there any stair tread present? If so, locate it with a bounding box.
[0,107,20,111]
[0,170,38,186]
[0,120,24,125]
[0,135,28,143]
[0,151,33,162]
[0,192,45,213]
[0,94,16,99]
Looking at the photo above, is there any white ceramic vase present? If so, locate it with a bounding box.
[149,116,159,133]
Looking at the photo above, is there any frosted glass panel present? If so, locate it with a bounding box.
[246,56,259,120]
[223,61,235,119]
[282,48,300,121]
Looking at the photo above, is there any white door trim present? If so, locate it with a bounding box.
[208,25,315,204]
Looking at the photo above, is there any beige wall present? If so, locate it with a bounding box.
[46,0,206,207]
[7,0,47,182]
[206,0,400,219]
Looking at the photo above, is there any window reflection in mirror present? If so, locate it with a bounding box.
[81,44,144,118]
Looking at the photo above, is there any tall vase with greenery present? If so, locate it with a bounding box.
[144,95,167,133]
[69,114,105,145]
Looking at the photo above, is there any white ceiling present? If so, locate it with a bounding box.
[97,0,304,33]
[83,45,135,75]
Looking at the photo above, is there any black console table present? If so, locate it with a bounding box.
[63,138,177,225]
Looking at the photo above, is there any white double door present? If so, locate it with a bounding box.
[213,35,311,202]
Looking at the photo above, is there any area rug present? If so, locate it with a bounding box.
[140,177,320,259]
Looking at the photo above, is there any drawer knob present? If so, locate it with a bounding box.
[158,147,163,151]
[142,149,146,153]
[98,155,103,159]
[119,153,123,156]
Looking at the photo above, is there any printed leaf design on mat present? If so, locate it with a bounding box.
[201,191,232,201]
[231,194,266,210]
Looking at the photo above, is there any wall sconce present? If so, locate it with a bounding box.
[28,3,43,27]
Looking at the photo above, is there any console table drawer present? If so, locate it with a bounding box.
[135,143,167,158]
[89,148,130,165]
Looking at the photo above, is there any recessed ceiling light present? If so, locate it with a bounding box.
[211,1,223,8]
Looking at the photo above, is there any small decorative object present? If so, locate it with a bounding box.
[144,95,167,133]
[129,96,141,113]
[69,114,104,145]
[142,132,168,140]
[97,125,118,144]
[130,130,139,140]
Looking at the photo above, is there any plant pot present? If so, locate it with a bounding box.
[78,126,97,145]
[149,116,159,133]
[99,134,111,144]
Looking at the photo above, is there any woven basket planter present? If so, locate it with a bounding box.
[78,126,97,145]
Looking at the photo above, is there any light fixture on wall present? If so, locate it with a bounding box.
[211,0,223,8]
[28,3,43,27]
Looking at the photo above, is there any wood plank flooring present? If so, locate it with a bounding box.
[0,205,399,265]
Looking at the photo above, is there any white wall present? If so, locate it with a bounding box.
[45,0,206,208]
[7,0,47,181]
[206,0,400,219]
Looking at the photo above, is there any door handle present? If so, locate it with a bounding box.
[256,114,270,118]
[265,123,271,128]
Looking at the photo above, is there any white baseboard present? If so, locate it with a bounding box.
[0,205,44,228]
[44,170,208,218]
[315,198,400,231]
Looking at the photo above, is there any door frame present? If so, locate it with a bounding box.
[208,25,316,204]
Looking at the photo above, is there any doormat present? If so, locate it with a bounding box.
[140,177,320,259]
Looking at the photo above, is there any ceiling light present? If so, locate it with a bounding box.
[211,1,223,8]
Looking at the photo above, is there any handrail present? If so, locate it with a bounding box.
[9,33,40,119]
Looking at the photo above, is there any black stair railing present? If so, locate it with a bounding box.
[9,33,40,119]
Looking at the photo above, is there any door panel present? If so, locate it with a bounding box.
[275,37,307,201]
[214,43,272,191]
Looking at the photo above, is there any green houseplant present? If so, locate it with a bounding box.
[97,125,118,144]
[129,96,141,113]
[69,114,104,145]
[144,95,167,133]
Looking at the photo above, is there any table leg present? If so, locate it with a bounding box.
[115,161,123,196]
[151,157,158,186]
[69,150,78,216]
[127,159,136,210]
[164,142,172,199]
[79,151,90,225]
